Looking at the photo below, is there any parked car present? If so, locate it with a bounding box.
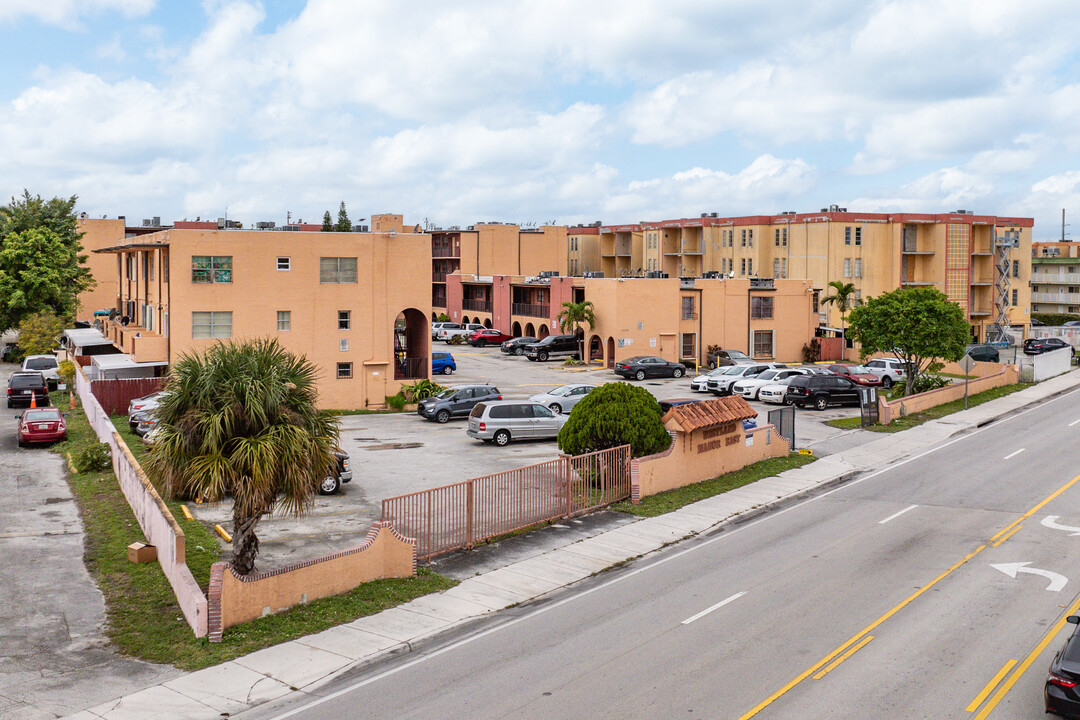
[439,323,485,343]
[1030,318,1046,327]
[707,349,754,368]
[500,336,538,356]
[863,358,908,388]
[659,397,701,413]
[128,392,163,430]
[417,384,502,423]
[431,322,454,340]
[706,363,787,396]
[16,407,67,447]
[787,374,863,410]
[467,400,568,446]
[1064,320,1080,327]
[318,450,354,495]
[690,366,733,392]
[827,364,883,386]
[615,356,687,380]
[468,329,513,347]
[21,354,60,389]
[524,335,580,362]
[963,343,1000,363]
[758,372,815,405]
[528,384,597,414]
[6,371,49,408]
[1046,614,1080,717]
[431,351,456,375]
[134,412,159,437]
[1024,337,1072,355]
[732,368,809,401]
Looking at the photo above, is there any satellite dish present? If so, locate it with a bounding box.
[728,270,735,278]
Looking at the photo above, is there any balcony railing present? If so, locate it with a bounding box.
[1033,292,1080,303]
[462,298,492,312]
[432,272,448,283]
[1033,271,1080,284]
[512,303,549,318]
[432,245,459,258]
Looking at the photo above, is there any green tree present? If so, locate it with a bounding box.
[557,382,671,457]
[556,299,596,364]
[847,287,969,397]
[321,210,333,232]
[820,280,859,342]
[144,338,340,575]
[0,191,94,332]
[16,310,67,356]
[335,202,351,232]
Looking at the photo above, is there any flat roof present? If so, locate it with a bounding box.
[90,354,168,370]
[63,328,114,347]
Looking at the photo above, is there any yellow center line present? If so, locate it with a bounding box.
[738,469,1080,720]
[990,524,1022,547]
[974,593,1080,719]
[812,636,874,680]
[965,659,1016,712]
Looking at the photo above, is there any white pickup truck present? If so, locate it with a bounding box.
[437,323,484,343]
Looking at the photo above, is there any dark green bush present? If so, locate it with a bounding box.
[888,373,949,400]
[74,443,112,473]
[557,382,671,458]
[1032,312,1080,326]
[385,393,407,410]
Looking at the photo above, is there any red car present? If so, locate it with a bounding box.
[827,364,883,386]
[468,329,514,346]
[16,407,68,447]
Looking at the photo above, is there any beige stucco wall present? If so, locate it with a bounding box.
[76,218,126,321]
[209,522,416,638]
[877,365,1018,424]
[632,423,789,500]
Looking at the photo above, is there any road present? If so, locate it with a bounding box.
[240,385,1080,719]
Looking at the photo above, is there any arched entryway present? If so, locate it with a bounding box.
[461,315,471,325]
[483,318,493,328]
[431,311,437,322]
[537,324,550,339]
[606,336,615,368]
[525,322,535,337]
[512,321,522,337]
[589,335,602,364]
[394,308,429,380]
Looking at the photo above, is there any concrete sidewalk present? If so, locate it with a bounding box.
[65,369,1080,720]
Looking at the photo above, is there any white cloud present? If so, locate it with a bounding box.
[0,0,155,29]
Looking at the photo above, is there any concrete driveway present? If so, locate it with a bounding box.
[0,363,181,720]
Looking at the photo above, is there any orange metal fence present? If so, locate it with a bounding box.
[381,445,632,560]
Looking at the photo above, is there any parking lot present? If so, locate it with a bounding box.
[191,344,862,570]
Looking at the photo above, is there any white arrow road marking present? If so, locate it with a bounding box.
[681,592,746,625]
[991,562,1068,592]
[1041,516,1080,536]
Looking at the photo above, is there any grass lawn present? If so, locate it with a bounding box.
[611,453,817,518]
[823,382,1032,433]
[51,399,455,671]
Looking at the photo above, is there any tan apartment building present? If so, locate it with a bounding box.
[1031,243,1080,316]
[76,217,127,321]
[430,222,567,316]
[567,223,602,277]
[93,215,431,409]
[596,209,1033,342]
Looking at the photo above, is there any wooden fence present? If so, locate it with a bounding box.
[90,377,166,415]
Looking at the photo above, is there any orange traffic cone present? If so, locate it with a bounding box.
[29,392,36,408]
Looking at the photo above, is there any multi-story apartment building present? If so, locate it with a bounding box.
[429,223,567,316]
[93,214,431,409]
[567,223,602,277]
[595,209,1033,342]
[444,272,815,366]
[1031,242,1080,316]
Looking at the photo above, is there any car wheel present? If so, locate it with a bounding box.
[318,475,341,495]
[881,376,893,389]
[435,409,451,424]
[549,403,562,415]
[514,346,524,355]
[635,370,646,381]
[795,402,805,409]
[442,366,454,375]
[672,367,684,379]
[814,396,829,411]
[783,397,794,405]
[493,430,511,446]
[538,351,549,361]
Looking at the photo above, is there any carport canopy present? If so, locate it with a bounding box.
[90,353,168,379]
[63,327,114,350]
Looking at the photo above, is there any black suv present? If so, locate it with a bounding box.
[7,371,49,408]
[1023,337,1071,355]
[417,384,503,423]
[786,375,862,410]
[524,335,579,362]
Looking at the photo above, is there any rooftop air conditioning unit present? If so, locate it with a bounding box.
[152,216,161,226]
[142,219,151,227]
[583,271,604,278]
[538,270,560,278]
[702,270,721,279]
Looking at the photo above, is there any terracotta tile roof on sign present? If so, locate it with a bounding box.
[664,396,757,433]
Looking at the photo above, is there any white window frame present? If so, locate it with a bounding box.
[337,362,353,379]
[339,338,349,351]
[277,256,291,271]
[277,310,290,331]
[191,311,232,339]
[338,311,351,330]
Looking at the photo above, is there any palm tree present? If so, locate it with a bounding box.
[557,300,597,364]
[144,338,340,575]
[821,280,859,343]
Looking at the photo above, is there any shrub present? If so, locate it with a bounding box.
[1033,312,1080,326]
[557,382,671,458]
[401,379,444,401]
[385,393,407,410]
[57,360,76,388]
[562,357,579,366]
[436,313,451,322]
[448,335,465,345]
[888,373,949,400]
[802,339,821,363]
[74,443,112,473]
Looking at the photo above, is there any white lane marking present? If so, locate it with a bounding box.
[1041,515,1080,536]
[1003,448,1025,460]
[878,504,919,525]
[991,562,1068,592]
[265,385,1080,720]
[1070,419,1080,427]
[681,592,747,625]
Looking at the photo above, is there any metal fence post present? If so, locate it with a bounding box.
[465,480,474,550]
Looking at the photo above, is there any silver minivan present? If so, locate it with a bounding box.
[467,400,568,446]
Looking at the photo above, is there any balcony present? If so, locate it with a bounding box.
[432,271,448,283]
[462,298,492,313]
[432,244,459,259]
[901,247,935,255]
[1033,292,1080,304]
[1033,271,1080,284]
[512,303,549,318]
[131,332,169,363]
[969,277,994,286]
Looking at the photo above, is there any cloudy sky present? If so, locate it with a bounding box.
[1,0,1079,238]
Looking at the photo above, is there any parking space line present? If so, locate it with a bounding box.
[878,504,918,525]
[965,658,1016,712]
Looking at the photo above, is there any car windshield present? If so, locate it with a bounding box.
[25,357,57,370]
[757,370,780,381]
[435,389,457,399]
[723,366,746,375]
[728,351,750,360]
[850,366,873,373]
[548,386,571,397]
[24,409,60,421]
